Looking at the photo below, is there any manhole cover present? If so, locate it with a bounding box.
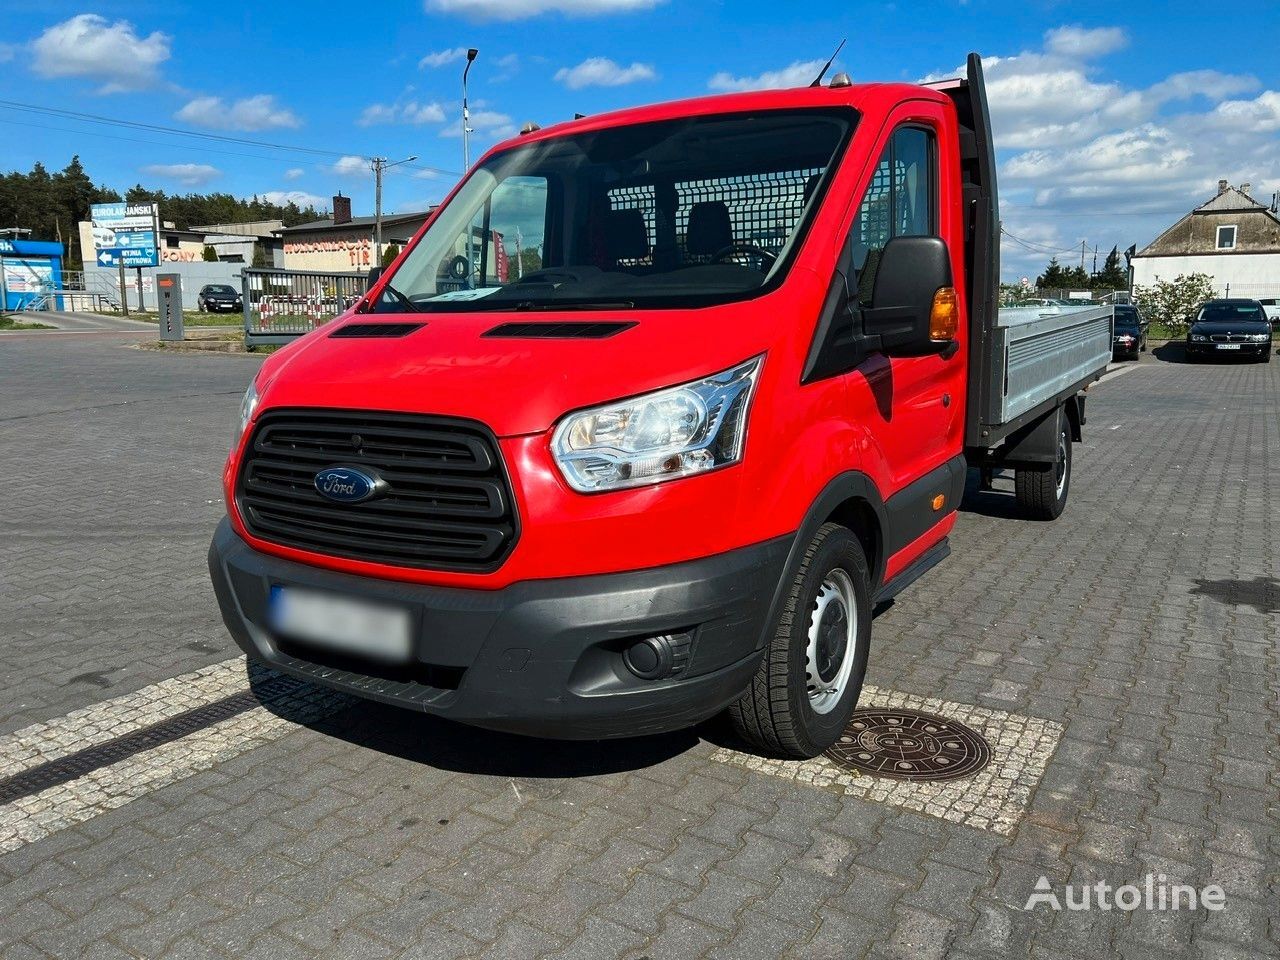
[824,708,991,781]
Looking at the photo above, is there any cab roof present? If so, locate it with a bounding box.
[484,81,954,157]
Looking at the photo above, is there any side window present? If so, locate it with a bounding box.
[851,126,936,303]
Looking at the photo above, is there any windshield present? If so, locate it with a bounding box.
[1198,302,1264,323]
[207,285,235,294]
[1113,307,1139,325]
[375,108,855,313]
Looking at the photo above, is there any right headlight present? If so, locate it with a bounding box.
[552,357,762,493]
[1190,333,1207,342]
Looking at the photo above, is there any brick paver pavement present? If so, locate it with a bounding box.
[0,332,1275,959]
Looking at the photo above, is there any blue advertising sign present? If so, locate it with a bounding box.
[89,202,160,268]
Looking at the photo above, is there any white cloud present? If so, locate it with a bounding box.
[425,0,663,20]
[441,106,516,141]
[31,14,170,93]
[707,59,826,93]
[283,168,305,181]
[1043,25,1128,59]
[924,27,1280,280]
[332,156,369,177]
[141,163,221,186]
[358,100,446,126]
[554,57,656,89]
[261,190,326,209]
[420,47,470,68]
[176,95,301,131]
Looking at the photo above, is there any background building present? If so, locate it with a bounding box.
[1,237,64,310]
[278,196,433,272]
[1131,180,1280,299]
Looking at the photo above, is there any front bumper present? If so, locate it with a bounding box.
[208,518,791,739]
[1187,341,1269,357]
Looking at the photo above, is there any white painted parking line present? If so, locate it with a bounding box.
[711,685,1062,835]
[0,658,253,779]
[0,660,348,855]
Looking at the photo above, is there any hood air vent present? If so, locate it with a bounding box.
[329,322,425,339]
[482,321,637,340]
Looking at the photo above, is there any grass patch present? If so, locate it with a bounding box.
[0,315,54,330]
[112,310,242,327]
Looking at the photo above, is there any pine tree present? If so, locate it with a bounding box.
[1094,246,1128,290]
[1036,257,1068,289]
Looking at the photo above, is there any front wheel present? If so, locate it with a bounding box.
[729,523,871,758]
[1014,419,1071,520]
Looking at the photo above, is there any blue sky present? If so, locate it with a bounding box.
[2,0,1278,279]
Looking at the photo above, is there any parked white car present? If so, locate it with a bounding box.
[1256,298,1280,330]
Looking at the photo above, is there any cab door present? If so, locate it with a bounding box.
[844,107,967,495]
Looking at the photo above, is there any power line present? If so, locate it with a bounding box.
[0,98,460,178]
[1000,228,1085,256]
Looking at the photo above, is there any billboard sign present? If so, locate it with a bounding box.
[90,202,160,268]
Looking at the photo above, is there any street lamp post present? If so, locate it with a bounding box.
[462,48,478,171]
[371,155,418,268]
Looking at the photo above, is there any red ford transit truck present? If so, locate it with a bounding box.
[209,56,1111,757]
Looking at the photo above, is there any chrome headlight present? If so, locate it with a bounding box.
[1248,332,1270,342]
[234,380,260,449]
[552,357,762,493]
[1190,333,1207,342]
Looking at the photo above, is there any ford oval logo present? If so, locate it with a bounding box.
[314,466,384,504]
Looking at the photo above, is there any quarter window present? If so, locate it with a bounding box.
[1216,225,1237,250]
[851,126,936,303]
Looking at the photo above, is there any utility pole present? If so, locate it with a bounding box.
[371,155,418,269]
[462,48,478,170]
[1092,245,1098,276]
[1080,240,1087,271]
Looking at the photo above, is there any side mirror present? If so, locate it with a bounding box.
[861,236,957,357]
[367,266,384,287]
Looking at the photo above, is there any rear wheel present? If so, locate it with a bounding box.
[729,523,870,758]
[1014,419,1071,520]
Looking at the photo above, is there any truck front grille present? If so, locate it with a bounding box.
[236,409,517,571]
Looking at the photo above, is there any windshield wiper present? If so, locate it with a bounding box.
[513,300,635,311]
[371,282,423,313]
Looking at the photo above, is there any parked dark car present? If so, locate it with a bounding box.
[1186,300,1273,363]
[1111,304,1148,360]
[198,284,242,313]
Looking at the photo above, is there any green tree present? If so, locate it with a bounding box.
[1094,246,1128,290]
[518,246,543,277]
[202,245,219,262]
[1064,265,1090,288]
[1132,273,1216,333]
[1036,257,1068,289]
[251,243,269,268]
[381,243,401,267]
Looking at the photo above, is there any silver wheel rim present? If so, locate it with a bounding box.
[806,568,857,715]
[1055,433,1068,499]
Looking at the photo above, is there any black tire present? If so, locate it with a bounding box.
[729,522,871,759]
[1014,419,1071,520]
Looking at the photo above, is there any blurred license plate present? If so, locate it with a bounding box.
[268,586,411,661]
[1217,343,1241,350]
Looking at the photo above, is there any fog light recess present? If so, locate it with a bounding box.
[622,633,691,681]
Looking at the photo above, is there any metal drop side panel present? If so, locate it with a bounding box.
[970,305,1112,445]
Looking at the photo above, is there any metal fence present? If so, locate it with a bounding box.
[242,268,368,347]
